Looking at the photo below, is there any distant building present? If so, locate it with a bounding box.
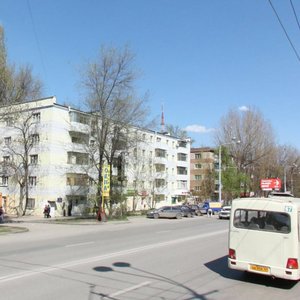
[190,147,216,202]
[0,97,190,216]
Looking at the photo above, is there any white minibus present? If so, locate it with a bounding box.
[228,195,300,280]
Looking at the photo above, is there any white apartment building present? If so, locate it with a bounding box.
[0,97,190,216]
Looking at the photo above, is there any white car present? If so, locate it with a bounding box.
[219,206,231,219]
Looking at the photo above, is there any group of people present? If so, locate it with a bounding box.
[43,204,51,218]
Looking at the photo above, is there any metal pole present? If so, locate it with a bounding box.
[218,145,222,202]
[284,166,287,193]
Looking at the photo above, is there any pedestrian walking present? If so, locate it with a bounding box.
[0,206,4,223]
[207,208,212,217]
[43,204,51,218]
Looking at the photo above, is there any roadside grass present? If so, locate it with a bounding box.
[0,225,28,234]
[52,215,129,224]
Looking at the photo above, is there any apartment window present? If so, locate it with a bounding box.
[1,176,8,186]
[29,176,37,186]
[178,141,187,148]
[155,179,165,188]
[195,175,202,180]
[4,137,11,145]
[155,148,166,158]
[66,174,88,186]
[177,153,187,161]
[67,152,88,165]
[155,194,165,202]
[32,112,41,123]
[195,164,202,169]
[69,111,89,125]
[6,117,13,126]
[31,134,40,144]
[27,198,35,209]
[155,163,165,172]
[142,149,145,157]
[177,180,187,189]
[30,155,38,165]
[194,186,201,191]
[195,153,201,159]
[3,156,10,163]
[156,137,161,142]
[177,166,187,175]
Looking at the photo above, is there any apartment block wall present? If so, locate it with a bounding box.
[190,147,216,201]
[0,97,191,215]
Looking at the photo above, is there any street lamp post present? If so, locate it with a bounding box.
[218,138,240,202]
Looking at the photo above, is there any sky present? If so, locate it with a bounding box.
[1,0,300,149]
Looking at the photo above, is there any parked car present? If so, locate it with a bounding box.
[174,205,195,217]
[146,206,182,219]
[219,206,231,219]
[187,204,202,216]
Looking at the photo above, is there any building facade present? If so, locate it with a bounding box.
[190,147,216,202]
[0,97,190,216]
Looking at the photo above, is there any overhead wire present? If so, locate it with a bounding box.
[268,0,300,63]
[289,0,300,33]
[26,0,50,91]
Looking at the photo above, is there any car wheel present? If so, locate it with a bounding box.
[176,213,182,219]
[153,213,159,219]
[219,216,222,219]
[187,213,192,218]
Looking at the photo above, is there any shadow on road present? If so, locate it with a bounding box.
[205,255,298,290]
[92,261,217,300]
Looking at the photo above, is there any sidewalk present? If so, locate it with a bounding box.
[3,214,141,225]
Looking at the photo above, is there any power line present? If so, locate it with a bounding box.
[26,0,49,87]
[268,0,300,63]
[290,0,300,33]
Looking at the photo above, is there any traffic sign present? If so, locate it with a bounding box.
[260,178,281,191]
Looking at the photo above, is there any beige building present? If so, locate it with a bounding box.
[0,97,191,216]
[190,147,216,202]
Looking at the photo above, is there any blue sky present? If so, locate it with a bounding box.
[1,0,300,149]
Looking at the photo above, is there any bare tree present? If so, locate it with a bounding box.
[0,107,40,215]
[80,45,149,213]
[216,107,277,197]
[0,26,42,105]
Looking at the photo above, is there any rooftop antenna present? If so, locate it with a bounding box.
[161,103,165,133]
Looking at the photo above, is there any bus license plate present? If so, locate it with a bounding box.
[250,264,269,273]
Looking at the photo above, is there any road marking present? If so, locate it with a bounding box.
[65,241,95,248]
[107,281,151,298]
[0,229,227,283]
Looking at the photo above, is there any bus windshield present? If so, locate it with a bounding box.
[233,209,290,233]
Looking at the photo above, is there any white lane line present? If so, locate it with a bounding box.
[108,281,151,298]
[65,241,95,248]
[0,229,227,283]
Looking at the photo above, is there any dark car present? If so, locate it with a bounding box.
[175,205,195,217]
[187,204,202,216]
[146,206,182,219]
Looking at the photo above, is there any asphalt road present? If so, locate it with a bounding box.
[0,216,299,299]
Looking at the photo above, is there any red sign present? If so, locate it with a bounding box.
[260,178,282,191]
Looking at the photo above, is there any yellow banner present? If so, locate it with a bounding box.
[102,165,110,197]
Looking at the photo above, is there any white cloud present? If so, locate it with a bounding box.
[184,124,216,134]
[239,106,249,112]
